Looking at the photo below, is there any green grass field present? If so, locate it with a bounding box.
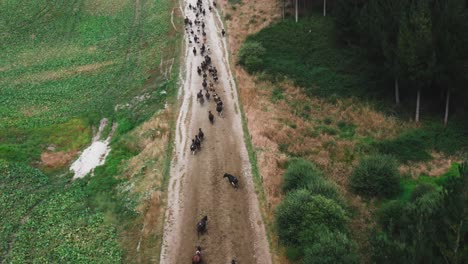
[1,0,180,262]
[1,0,178,162]
[0,161,121,263]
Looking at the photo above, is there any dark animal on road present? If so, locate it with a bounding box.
[197,216,208,238]
[208,111,214,124]
[205,91,210,101]
[192,246,202,264]
[198,128,204,141]
[193,47,197,56]
[224,173,239,189]
[190,140,198,155]
[216,102,223,117]
[197,90,204,105]
[195,135,201,150]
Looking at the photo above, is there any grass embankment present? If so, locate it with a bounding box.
[1,0,180,262]
[238,14,467,263]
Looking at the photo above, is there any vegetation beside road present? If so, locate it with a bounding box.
[1,0,181,262]
[238,3,468,263]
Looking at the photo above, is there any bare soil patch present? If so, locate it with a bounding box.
[41,150,78,168]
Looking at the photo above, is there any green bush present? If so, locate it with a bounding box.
[350,155,400,198]
[238,41,266,72]
[376,200,406,232]
[307,179,346,208]
[276,190,347,245]
[282,158,323,193]
[410,183,436,202]
[276,189,313,244]
[302,227,359,264]
[285,246,302,262]
[370,231,407,264]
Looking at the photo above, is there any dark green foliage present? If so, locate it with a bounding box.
[306,179,346,209]
[334,0,468,124]
[397,0,436,90]
[376,200,406,234]
[370,231,407,263]
[282,158,323,193]
[374,130,432,162]
[237,41,266,72]
[282,158,346,207]
[410,183,436,202]
[239,16,375,98]
[285,246,302,262]
[374,122,468,162]
[371,162,468,263]
[276,189,313,245]
[350,155,400,198]
[275,190,347,245]
[302,227,359,264]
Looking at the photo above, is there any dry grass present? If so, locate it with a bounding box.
[117,107,172,263]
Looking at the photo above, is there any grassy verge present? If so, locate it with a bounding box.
[1,0,182,262]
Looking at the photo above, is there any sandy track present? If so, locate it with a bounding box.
[159,1,271,263]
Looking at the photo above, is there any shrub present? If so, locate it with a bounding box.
[276,189,314,244]
[350,155,400,198]
[285,246,302,262]
[238,41,266,72]
[282,158,323,193]
[370,231,407,264]
[410,183,436,202]
[376,200,406,232]
[276,190,347,245]
[302,227,359,264]
[307,179,346,208]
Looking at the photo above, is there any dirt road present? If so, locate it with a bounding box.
[159,1,271,263]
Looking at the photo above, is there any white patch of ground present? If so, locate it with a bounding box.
[70,118,117,179]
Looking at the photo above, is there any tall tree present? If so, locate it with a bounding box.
[398,0,436,122]
[324,0,327,16]
[432,0,468,126]
[365,0,407,105]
